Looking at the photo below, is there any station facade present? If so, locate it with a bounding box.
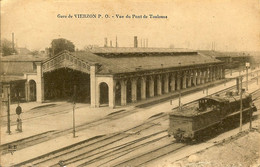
[1,48,225,108]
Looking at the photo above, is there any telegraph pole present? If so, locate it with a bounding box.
[72,85,76,138]
[257,71,259,85]
[246,62,250,91]
[239,77,243,133]
[5,94,11,135]
[178,89,181,111]
[178,63,182,111]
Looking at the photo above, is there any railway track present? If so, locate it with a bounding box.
[0,130,56,155]
[15,113,169,166]
[112,142,186,167]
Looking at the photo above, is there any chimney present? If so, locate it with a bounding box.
[134,36,138,48]
[12,33,15,52]
[140,39,142,47]
[104,38,108,47]
[110,40,112,47]
[146,38,148,48]
[143,39,145,48]
[116,36,118,48]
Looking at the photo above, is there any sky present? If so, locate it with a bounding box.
[1,0,260,51]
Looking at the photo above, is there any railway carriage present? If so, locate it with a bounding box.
[168,91,257,142]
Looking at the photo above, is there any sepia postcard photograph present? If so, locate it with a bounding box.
[0,0,260,166]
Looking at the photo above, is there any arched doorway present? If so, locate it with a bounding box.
[99,82,109,106]
[137,78,142,101]
[44,68,90,103]
[115,81,121,106]
[161,75,165,94]
[146,78,149,98]
[154,76,158,96]
[29,80,36,101]
[168,75,172,92]
[126,80,132,103]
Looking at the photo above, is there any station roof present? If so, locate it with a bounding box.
[0,54,47,62]
[70,47,222,74]
[198,50,251,58]
[88,47,195,54]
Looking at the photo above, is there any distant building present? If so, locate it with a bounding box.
[16,47,31,55]
[199,50,254,69]
[0,54,47,102]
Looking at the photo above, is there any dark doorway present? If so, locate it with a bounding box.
[168,76,172,92]
[44,68,90,103]
[161,76,165,94]
[29,80,36,101]
[10,80,26,103]
[137,78,141,101]
[126,80,132,103]
[99,82,109,105]
[154,76,158,96]
[180,77,183,89]
[146,78,149,98]
[115,81,121,105]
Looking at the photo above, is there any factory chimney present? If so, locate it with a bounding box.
[116,36,118,48]
[134,36,138,48]
[12,33,15,53]
[104,38,108,47]
[110,40,112,47]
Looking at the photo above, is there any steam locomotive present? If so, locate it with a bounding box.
[168,90,257,142]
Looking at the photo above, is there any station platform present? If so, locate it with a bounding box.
[1,68,259,166]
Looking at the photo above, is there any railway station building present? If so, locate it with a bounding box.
[1,47,225,108]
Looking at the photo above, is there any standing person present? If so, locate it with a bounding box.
[16,101,22,132]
